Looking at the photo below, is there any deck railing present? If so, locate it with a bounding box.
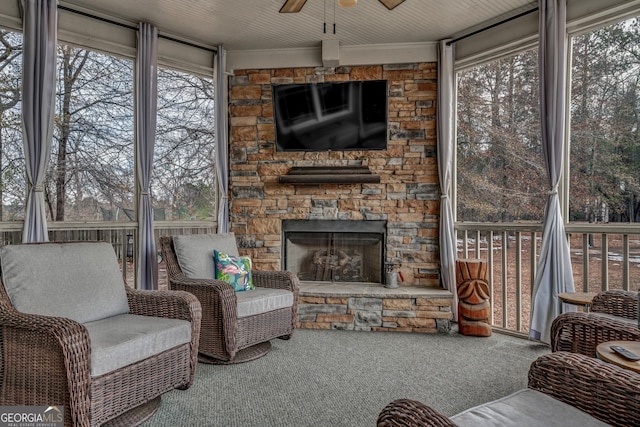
[455,222,640,337]
[3,219,635,337]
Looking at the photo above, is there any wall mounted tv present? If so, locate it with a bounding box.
[272,80,388,152]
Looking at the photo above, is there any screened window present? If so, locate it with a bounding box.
[0,29,23,221]
[152,67,216,221]
[569,17,640,223]
[456,49,545,222]
[51,44,134,221]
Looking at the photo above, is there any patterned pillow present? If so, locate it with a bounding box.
[214,250,255,291]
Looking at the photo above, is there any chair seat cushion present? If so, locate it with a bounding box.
[451,389,608,427]
[173,233,239,279]
[590,311,637,325]
[0,242,129,324]
[84,313,192,377]
[236,287,294,318]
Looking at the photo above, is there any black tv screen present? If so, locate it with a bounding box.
[272,80,388,152]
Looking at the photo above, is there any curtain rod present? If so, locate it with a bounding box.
[447,7,539,46]
[57,5,218,54]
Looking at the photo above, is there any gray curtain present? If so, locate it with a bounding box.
[437,40,458,320]
[20,0,57,242]
[529,0,575,343]
[136,23,158,290]
[215,45,230,233]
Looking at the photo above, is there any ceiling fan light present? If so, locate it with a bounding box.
[338,0,357,8]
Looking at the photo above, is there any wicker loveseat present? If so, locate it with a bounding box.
[552,290,640,357]
[377,351,640,427]
[0,241,201,427]
[160,233,299,364]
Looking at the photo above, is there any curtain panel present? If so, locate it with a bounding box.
[215,45,229,233]
[20,0,57,242]
[437,40,458,320]
[529,0,575,343]
[136,22,159,290]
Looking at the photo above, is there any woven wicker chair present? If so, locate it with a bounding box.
[377,351,640,427]
[0,242,201,427]
[551,290,640,357]
[160,235,299,364]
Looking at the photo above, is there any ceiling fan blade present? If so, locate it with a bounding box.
[279,0,308,13]
[378,0,406,10]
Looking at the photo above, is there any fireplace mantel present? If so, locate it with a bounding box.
[278,165,381,185]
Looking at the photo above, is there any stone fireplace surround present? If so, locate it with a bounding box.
[228,62,453,333]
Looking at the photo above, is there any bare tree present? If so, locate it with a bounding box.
[457,17,640,225]
[153,67,216,221]
[0,30,24,221]
[50,45,134,221]
[570,18,640,223]
[457,49,544,222]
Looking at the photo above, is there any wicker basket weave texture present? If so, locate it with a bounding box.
[160,236,299,363]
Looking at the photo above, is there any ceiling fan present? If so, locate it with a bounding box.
[279,0,406,13]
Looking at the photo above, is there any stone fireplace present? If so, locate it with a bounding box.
[228,62,441,288]
[227,62,454,333]
[282,219,386,284]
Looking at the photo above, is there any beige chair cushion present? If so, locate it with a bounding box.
[590,312,637,325]
[0,242,129,324]
[173,233,239,279]
[84,313,192,377]
[236,287,294,318]
[451,389,609,427]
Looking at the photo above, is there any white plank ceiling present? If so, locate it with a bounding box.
[59,0,537,51]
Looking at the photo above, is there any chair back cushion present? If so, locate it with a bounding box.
[173,233,239,279]
[0,242,130,323]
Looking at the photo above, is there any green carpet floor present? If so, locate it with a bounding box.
[142,328,549,427]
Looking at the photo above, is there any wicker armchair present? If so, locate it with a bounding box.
[160,234,299,364]
[377,351,640,427]
[551,290,640,357]
[0,241,201,427]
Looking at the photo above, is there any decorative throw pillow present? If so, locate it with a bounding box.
[214,250,255,291]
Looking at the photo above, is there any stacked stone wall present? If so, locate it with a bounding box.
[298,295,452,333]
[228,63,441,287]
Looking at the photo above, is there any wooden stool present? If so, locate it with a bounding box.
[456,258,491,337]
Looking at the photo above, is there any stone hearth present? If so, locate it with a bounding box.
[298,282,452,333]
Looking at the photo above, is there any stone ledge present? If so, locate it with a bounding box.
[299,281,452,299]
[297,282,453,334]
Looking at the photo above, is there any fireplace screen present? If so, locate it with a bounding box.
[283,220,385,283]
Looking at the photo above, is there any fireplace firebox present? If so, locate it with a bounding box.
[282,220,386,283]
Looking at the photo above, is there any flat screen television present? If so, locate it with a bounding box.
[272,80,388,152]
